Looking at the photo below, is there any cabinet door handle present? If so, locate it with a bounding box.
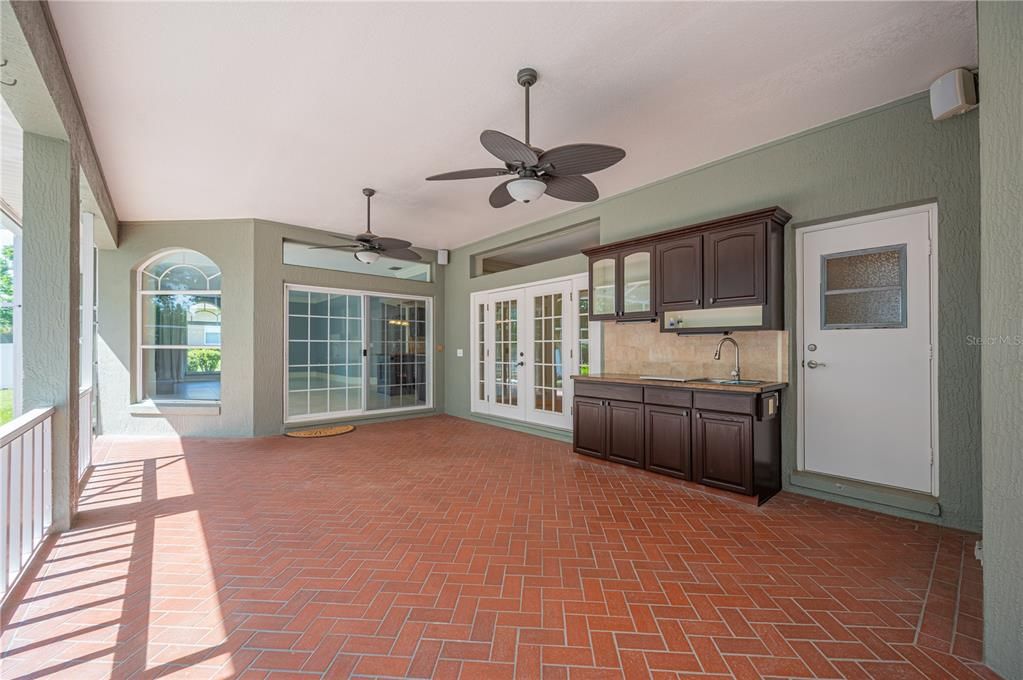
[682,410,689,417]
[696,412,702,418]
[709,297,715,304]
[695,298,700,306]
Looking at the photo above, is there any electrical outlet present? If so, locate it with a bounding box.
[456,348,464,357]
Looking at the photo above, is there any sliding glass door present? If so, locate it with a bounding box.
[285,285,431,423]
[367,296,428,411]
[471,274,595,430]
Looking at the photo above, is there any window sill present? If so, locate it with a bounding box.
[129,400,221,417]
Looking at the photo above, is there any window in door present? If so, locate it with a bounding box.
[367,296,428,411]
[532,292,563,415]
[821,245,907,329]
[476,302,486,401]
[286,289,362,419]
[577,289,590,375]
[494,299,519,407]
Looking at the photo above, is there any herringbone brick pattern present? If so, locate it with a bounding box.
[0,416,999,679]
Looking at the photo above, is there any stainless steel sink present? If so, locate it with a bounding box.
[687,378,765,386]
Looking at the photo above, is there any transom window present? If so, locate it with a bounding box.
[137,250,222,402]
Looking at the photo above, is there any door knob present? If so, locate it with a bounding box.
[806,360,826,369]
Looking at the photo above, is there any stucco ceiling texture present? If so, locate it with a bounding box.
[49,1,976,249]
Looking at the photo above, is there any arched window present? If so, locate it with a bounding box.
[137,250,222,402]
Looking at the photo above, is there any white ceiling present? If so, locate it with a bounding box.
[49,1,976,250]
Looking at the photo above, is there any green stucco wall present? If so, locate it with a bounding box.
[96,220,257,436]
[444,94,982,531]
[978,2,1023,675]
[96,219,442,437]
[249,219,444,436]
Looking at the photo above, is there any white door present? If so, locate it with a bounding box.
[487,290,526,421]
[798,205,936,494]
[523,281,572,428]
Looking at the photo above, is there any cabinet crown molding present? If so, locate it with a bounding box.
[582,206,792,258]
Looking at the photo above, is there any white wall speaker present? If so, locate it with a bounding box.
[437,249,450,265]
[930,68,977,121]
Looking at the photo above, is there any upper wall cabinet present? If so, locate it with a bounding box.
[588,245,655,321]
[584,207,790,333]
[657,235,702,310]
[703,222,766,308]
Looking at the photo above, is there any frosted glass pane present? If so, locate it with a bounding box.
[826,248,902,290]
[824,289,904,327]
[592,258,616,316]
[622,252,651,313]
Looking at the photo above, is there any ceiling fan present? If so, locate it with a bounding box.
[426,67,626,208]
[314,188,421,264]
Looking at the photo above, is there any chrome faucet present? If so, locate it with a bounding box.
[714,336,741,381]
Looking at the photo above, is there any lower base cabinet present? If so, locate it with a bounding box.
[607,400,644,467]
[571,397,645,467]
[572,396,606,457]
[693,410,753,494]
[644,405,691,479]
[573,380,782,503]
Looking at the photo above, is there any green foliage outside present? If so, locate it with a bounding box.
[0,245,13,343]
[187,348,221,374]
[0,388,12,425]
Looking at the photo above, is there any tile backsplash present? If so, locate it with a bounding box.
[601,322,789,382]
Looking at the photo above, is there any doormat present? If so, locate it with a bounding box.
[284,425,355,438]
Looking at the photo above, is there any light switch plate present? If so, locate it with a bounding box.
[456,349,464,357]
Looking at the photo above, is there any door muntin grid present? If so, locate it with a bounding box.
[477,302,486,401]
[494,299,518,407]
[287,290,363,418]
[532,293,564,414]
[577,290,590,375]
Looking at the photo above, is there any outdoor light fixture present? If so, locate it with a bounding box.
[507,177,546,204]
[354,249,381,264]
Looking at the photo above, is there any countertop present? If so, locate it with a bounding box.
[571,373,787,394]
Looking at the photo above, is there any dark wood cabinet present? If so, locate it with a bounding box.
[703,222,766,308]
[644,404,691,479]
[583,207,790,333]
[572,378,782,504]
[573,396,606,458]
[606,400,644,467]
[693,410,753,494]
[656,236,702,310]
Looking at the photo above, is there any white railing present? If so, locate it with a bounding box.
[1,406,54,600]
[78,387,93,481]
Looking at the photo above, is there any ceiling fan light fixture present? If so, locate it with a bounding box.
[507,178,546,204]
[354,249,381,264]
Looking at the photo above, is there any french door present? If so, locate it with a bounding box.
[472,275,595,430]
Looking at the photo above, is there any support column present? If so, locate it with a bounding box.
[21,132,80,532]
[979,2,1023,676]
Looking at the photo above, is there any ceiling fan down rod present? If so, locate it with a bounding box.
[517,67,538,148]
[363,187,375,234]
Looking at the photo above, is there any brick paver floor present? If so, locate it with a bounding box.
[0,416,999,678]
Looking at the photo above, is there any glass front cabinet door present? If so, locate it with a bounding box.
[589,256,618,320]
[619,248,653,319]
[588,248,654,321]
